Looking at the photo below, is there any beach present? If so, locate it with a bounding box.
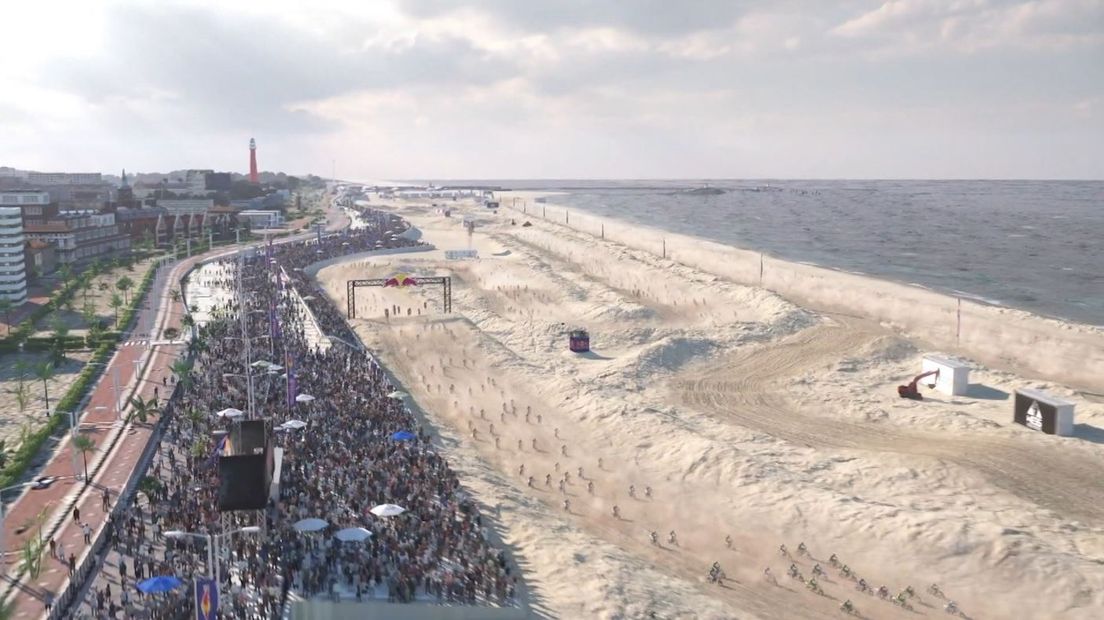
[315,195,1104,619]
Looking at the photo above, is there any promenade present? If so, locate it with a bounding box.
[0,249,205,618]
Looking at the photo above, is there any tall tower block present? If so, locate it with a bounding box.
[249,138,259,184]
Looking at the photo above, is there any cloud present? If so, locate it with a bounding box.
[46,4,517,133]
[832,0,1104,52]
[397,0,751,36]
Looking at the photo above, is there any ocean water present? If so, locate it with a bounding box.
[406,180,1104,326]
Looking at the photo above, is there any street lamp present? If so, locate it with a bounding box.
[164,525,261,605]
[53,406,107,480]
[86,361,122,416]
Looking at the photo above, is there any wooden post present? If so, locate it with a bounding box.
[601,223,604,239]
[759,253,764,286]
[566,211,569,224]
[662,238,666,258]
[956,297,962,344]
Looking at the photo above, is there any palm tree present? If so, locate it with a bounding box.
[98,282,110,293]
[128,394,159,424]
[0,298,12,336]
[80,301,97,329]
[34,361,54,412]
[6,382,30,414]
[169,288,181,304]
[170,359,193,390]
[109,293,123,327]
[72,432,96,483]
[115,276,135,305]
[79,273,94,304]
[58,263,72,286]
[49,315,70,363]
[90,258,105,277]
[185,407,204,440]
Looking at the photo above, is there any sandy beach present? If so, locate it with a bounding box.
[315,195,1104,619]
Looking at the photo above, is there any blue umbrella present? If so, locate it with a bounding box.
[137,576,184,594]
[390,430,416,442]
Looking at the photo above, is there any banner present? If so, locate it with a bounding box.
[194,577,218,620]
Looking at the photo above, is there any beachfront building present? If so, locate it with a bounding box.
[157,198,212,240]
[22,205,130,266]
[238,210,283,229]
[0,206,28,304]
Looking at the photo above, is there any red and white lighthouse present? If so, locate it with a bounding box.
[248,137,259,184]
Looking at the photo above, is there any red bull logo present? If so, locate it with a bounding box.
[383,273,419,287]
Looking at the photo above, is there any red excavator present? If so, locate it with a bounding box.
[897,369,940,400]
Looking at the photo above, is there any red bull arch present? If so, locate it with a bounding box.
[347,275,452,317]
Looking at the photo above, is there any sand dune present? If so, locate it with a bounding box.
[316,198,1104,619]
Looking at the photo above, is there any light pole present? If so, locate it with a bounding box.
[221,372,259,419]
[86,361,122,416]
[56,406,107,480]
[165,525,260,605]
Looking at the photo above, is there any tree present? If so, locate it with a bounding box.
[6,381,30,414]
[58,263,72,286]
[80,301,98,330]
[90,258,105,277]
[109,293,124,327]
[99,282,110,293]
[115,276,135,305]
[170,359,193,390]
[138,475,162,506]
[169,289,181,304]
[49,315,70,363]
[128,394,159,424]
[72,432,95,483]
[0,439,7,469]
[79,272,93,304]
[34,361,54,412]
[0,298,12,336]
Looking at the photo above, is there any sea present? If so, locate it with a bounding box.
[401,180,1104,327]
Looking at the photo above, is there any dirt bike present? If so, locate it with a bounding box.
[892,595,914,611]
[806,580,824,596]
[839,601,857,616]
[929,584,945,599]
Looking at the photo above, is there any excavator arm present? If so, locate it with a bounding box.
[897,369,940,400]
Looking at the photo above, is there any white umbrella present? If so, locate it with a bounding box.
[387,391,407,400]
[281,420,308,430]
[334,527,372,542]
[215,408,244,419]
[266,365,284,373]
[295,394,315,403]
[370,504,405,517]
[251,360,272,369]
[293,518,329,532]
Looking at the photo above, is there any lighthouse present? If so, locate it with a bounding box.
[249,138,259,184]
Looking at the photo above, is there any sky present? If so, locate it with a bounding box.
[0,0,1101,180]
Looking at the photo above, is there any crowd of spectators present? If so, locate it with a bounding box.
[74,210,518,618]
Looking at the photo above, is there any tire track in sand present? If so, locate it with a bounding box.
[678,317,1104,524]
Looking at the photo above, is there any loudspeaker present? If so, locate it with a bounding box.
[218,452,271,511]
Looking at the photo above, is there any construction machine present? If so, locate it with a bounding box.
[897,369,940,400]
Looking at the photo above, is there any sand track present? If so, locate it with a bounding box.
[678,318,1104,524]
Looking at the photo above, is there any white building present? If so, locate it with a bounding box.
[0,207,27,304]
[0,190,51,209]
[238,210,284,229]
[26,172,103,185]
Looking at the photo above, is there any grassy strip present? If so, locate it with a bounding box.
[0,261,160,490]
